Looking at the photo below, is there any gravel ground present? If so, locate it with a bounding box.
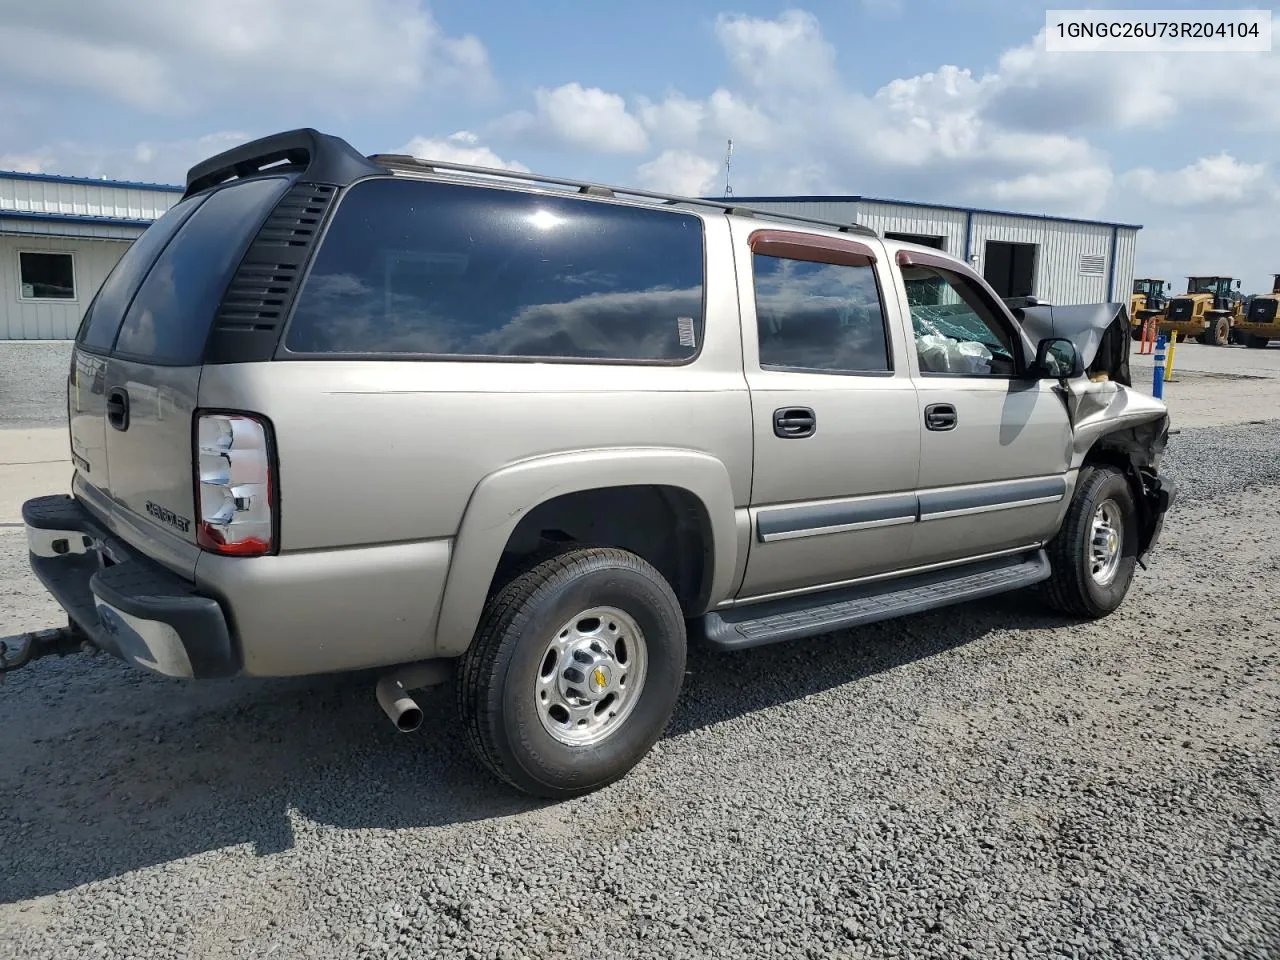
[1,422,1278,960]
[0,341,73,427]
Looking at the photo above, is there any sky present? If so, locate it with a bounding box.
[0,0,1277,292]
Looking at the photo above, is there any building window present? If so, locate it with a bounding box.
[19,251,76,301]
[884,231,946,250]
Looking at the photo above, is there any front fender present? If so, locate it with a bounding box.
[1067,381,1169,469]
[432,448,740,657]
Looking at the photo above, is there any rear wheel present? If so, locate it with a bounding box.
[1043,466,1139,619]
[1245,335,1271,349]
[458,547,687,798]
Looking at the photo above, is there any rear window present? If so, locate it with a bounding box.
[283,178,705,362]
[76,194,206,351]
[111,176,291,365]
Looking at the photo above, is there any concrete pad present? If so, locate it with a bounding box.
[0,427,71,524]
[1127,341,1280,429]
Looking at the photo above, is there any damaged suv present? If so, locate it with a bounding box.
[5,129,1175,797]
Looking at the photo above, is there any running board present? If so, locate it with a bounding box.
[699,551,1051,651]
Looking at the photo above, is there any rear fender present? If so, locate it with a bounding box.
[433,448,740,657]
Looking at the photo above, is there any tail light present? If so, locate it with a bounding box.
[196,413,274,556]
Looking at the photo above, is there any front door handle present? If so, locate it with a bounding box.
[924,403,957,432]
[106,386,130,432]
[773,407,816,439]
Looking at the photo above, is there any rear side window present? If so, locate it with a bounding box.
[284,178,705,361]
[76,194,205,351]
[753,254,891,373]
[112,177,291,365]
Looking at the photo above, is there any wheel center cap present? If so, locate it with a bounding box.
[589,664,612,695]
[561,645,616,703]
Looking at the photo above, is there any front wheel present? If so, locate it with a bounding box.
[1199,316,1230,346]
[1043,466,1139,619]
[458,547,687,798]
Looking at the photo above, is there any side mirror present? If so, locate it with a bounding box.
[1034,337,1083,380]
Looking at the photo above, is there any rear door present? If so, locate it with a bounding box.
[102,176,291,574]
[734,224,922,600]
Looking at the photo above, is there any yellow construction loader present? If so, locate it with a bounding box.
[1233,274,1280,349]
[1159,276,1245,346]
[1130,278,1168,340]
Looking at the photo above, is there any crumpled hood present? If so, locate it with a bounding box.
[1013,301,1132,386]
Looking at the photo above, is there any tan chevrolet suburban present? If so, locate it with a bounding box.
[3,129,1174,798]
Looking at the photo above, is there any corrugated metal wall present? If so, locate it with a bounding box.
[0,176,178,221]
[0,217,145,241]
[734,199,861,223]
[1111,228,1138,304]
[968,214,1113,305]
[740,197,1139,307]
[855,201,969,256]
[0,234,130,339]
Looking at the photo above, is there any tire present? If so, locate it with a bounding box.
[1200,316,1229,346]
[1246,335,1270,349]
[458,547,687,798]
[1043,466,1139,619]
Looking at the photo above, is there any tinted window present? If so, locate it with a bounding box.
[112,177,290,364]
[752,254,890,373]
[285,178,705,361]
[901,265,1017,376]
[76,195,205,351]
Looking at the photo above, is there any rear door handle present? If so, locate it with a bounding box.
[773,407,816,439]
[924,403,957,432]
[106,386,130,432]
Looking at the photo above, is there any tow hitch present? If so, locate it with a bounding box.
[0,625,93,681]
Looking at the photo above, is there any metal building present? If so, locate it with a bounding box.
[729,195,1141,307]
[0,171,181,339]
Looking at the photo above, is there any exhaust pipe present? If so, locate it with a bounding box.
[375,660,452,733]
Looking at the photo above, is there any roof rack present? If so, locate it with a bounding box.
[368,153,878,238]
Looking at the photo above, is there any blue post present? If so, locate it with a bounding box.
[1152,334,1167,399]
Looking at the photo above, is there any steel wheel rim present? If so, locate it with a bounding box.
[1089,499,1124,586]
[534,606,648,747]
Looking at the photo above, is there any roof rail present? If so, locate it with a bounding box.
[369,153,878,238]
[185,128,387,198]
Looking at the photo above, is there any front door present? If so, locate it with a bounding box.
[895,254,1072,567]
[734,224,921,600]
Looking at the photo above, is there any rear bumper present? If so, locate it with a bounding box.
[23,495,238,678]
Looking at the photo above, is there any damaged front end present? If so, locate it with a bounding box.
[1012,299,1176,562]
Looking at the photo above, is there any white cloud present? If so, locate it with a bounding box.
[714,9,838,91]
[399,132,529,171]
[637,150,721,196]
[0,0,494,112]
[985,32,1280,133]
[0,150,54,174]
[526,83,649,153]
[1122,154,1271,208]
[0,132,250,185]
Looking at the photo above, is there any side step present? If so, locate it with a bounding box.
[699,551,1051,651]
